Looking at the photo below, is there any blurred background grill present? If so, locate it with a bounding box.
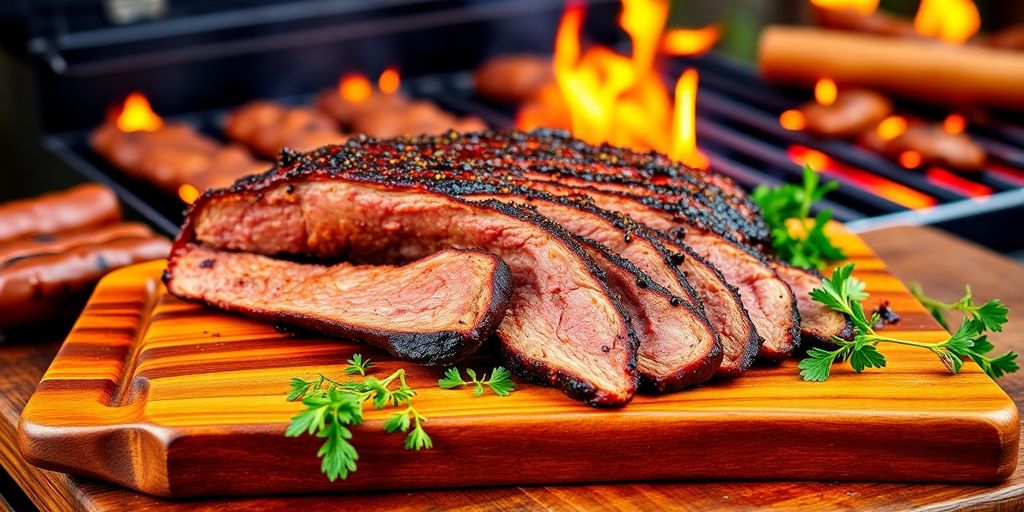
[1,0,1022,253]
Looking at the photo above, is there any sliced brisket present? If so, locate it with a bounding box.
[770,261,855,348]
[180,176,638,406]
[166,244,512,365]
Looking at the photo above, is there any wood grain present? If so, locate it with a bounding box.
[2,225,1023,510]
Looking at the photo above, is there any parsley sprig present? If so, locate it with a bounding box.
[285,355,431,481]
[752,165,845,270]
[909,283,1009,333]
[437,366,515,396]
[799,264,1017,381]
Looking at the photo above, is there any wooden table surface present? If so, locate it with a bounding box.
[2,225,1023,511]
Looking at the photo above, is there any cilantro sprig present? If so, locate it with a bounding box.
[799,264,1017,382]
[286,355,431,481]
[437,366,515,397]
[752,165,845,270]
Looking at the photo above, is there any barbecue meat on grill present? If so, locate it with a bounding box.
[166,244,512,366]
[177,175,639,406]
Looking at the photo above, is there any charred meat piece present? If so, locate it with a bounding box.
[180,177,638,406]
[770,261,855,348]
[577,238,721,392]
[166,245,512,366]
[457,186,725,388]
[0,222,154,268]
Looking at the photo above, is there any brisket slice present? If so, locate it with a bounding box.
[452,184,722,390]
[655,236,762,376]
[769,261,855,348]
[182,177,638,406]
[166,245,511,365]
[575,237,721,391]
[569,188,800,361]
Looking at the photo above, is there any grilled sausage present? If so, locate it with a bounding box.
[0,236,171,328]
[0,184,121,244]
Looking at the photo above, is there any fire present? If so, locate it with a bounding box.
[814,78,837,106]
[809,0,880,15]
[943,113,966,134]
[116,92,163,132]
[914,0,980,44]
[527,0,720,167]
[338,73,373,103]
[661,25,721,56]
[672,69,708,168]
[378,67,400,95]
[788,145,937,209]
[876,115,907,141]
[779,110,806,131]
[178,184,200,205]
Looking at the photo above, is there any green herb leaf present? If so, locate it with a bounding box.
[344,354,373,376]
[437,366,516,397]
[804,263,1016,382]
[752,165,845,269]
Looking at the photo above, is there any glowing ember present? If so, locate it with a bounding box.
[178,184,200,205]
[814,78,838,106]
[338,74,373,103]
[520,0,719,166]
[809,0,880,15]
[671,69,708,169]
[378,67,400,95]
[779,110,806,131]
[661,25,720,56]
[926,167,991,197]
[116,92,163,132]
[876,115,908,141]
[914,0,980,44]
[788,145,937,209]
[943,113,967,134]
[899,150,923,168]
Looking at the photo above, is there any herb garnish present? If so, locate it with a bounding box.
[437,366,515,396]
[286,354,431,481]
[910,283,1009,333]
[752,165,845,270]
[799,264,1017,381]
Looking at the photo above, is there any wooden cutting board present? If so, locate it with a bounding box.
[17,226,1020,498]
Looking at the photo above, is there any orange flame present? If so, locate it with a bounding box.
[876,115,907,141]
[116,92,163,132]
[814,78,838,106]
[914,0,980,44]
[527,0,719,166]
[338,73,372,103]
[671,69,708,169]
[809,0,880,15]
[660,25,720,56]
[943,113,966,134]
[178,184,200,205]
[779,110,806,131]
[378,67,400,95]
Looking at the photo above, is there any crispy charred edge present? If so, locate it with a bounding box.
[773,261,856,350]
[574,234,722,393]
[235,130,767,247]
[165,245,511,366]
[654,233,763,377]
[181,168,640,406]
[481,129,767,243]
